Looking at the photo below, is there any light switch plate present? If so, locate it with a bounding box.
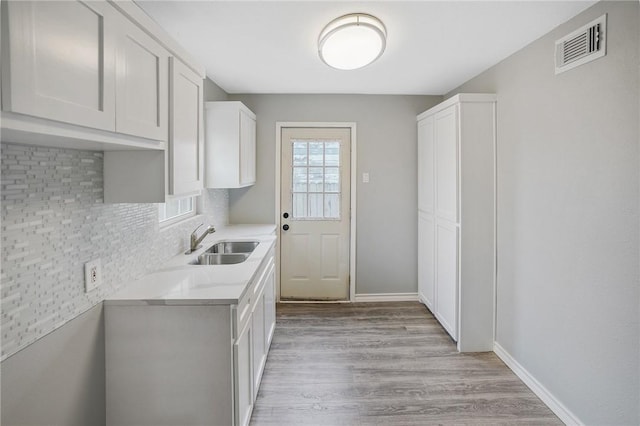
[362,172,370,183]
[84,259,102,292]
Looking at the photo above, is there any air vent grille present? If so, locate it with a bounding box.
[555,14,606,74]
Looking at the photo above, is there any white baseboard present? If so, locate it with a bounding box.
[493,342,583,426]
[353,292,419,302]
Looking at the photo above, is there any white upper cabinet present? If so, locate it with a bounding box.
[103,58,203,203]
[115,17,168,141]
[1,0,204,152]
[2,0,207,203]
[205,101,257,189]
[1,1,117,131]
[417,115,435,214]
[168,58,204,196]
[239,109,257,186]
[434,105,458,223]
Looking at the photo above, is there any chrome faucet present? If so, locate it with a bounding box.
[186,223,215,254]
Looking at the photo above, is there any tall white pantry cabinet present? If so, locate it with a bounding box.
[417,94,496,352]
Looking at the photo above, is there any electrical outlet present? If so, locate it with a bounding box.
[84,259,102,292]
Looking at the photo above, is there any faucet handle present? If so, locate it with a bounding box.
[191,223,204,236]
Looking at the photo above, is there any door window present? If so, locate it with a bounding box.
[291,140,341,219]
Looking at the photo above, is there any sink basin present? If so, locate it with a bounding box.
[206,241,259,254]
[189,253,249,265]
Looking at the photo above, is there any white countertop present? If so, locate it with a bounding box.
[105,224,277,306]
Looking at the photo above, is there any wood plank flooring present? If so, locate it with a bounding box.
[250,302,561,426]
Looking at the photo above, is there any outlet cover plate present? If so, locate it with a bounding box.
[84,259,102,292]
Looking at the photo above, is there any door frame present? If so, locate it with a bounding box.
[275,122,357,302]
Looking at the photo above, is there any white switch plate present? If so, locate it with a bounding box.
[362,172,370,183]
[84,259,102,292]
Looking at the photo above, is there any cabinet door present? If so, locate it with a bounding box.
[2,1,116,131]
[435,220,458,341]
[169,58,203,196]
[115,18,168,141]
[263,263,276,348]
[418,116,435,214]
[435,105,458,223]
[239,110,256,186]
[418,212,435,310]
[251,286,266,399]
[233,319,253,426]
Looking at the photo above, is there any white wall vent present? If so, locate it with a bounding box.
[555,14,606,74]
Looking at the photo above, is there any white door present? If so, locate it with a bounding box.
[280,127,351,300]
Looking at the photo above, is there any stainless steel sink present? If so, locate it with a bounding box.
[206,241,259,254]
[188,241,259,265]
[189,253,249,265]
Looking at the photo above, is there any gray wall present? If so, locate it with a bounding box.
[448,2,639,424]
[1,305,105,426]
[204,77,229,102]
[227,94,440,295]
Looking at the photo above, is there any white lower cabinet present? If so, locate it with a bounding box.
[417,211,435,310]
[251,285,267,399]
[251,261,276,399]
[234,318,254,426]
[105,247,276,426]
[435,220,459,340]
[263,263,277,348]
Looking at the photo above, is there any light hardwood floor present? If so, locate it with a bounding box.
[250,302,561,426]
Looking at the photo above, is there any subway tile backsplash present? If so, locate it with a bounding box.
[0,143,229,360]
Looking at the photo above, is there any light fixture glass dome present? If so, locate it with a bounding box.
[318,13,387,70]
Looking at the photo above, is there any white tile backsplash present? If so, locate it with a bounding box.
[0,143,229,360]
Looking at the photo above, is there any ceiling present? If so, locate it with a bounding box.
[136,1,596,95]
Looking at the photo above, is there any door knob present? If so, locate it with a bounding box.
[282,224,289,231]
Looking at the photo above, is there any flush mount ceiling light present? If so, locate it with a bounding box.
[318,13,387,70]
